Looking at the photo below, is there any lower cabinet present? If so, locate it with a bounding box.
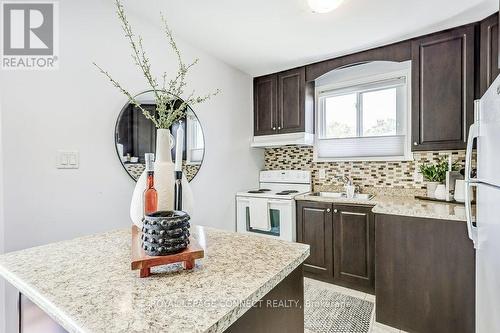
[375,214,475,333]
[333,205,375,293]
[296,201,333,282]
[296,200,375,293]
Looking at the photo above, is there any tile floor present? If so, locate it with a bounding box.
[305,278,406,333]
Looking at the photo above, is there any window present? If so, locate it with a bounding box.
[186,110,205,164]
[315,63,411,161]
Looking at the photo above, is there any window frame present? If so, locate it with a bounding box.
[314,68,413,162]
[186,113,204,165]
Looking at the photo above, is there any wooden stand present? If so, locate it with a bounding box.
[131,225,204,278]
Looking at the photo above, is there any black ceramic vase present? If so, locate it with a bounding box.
[141,210,190,256]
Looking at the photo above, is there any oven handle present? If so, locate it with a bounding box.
[267,199,292,205]
[237,198,292,205]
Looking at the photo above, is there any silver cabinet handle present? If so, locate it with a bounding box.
[333,209,338,213]
[326,208,331,213]
[272,127,276,130]
[413,142,418,146]
[278,126,281,130]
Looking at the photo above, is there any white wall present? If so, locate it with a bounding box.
[0,0,263,331]
[0,95,5,333]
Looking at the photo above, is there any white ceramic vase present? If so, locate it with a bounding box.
[434,184,447,200]
[426,182,439,198]
[130,129,194,228]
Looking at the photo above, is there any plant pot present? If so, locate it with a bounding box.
[426,182,439,198]
[434,184,447,200]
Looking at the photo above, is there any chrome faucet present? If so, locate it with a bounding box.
[335,175,353,186]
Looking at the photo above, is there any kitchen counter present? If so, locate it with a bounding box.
[295,194,468,222]
[0,226,309,333]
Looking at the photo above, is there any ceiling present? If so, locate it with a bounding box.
[124,0,498,76]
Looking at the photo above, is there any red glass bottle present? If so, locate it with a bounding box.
[143,153,158,215]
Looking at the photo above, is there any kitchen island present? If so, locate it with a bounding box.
[0,225,309,333]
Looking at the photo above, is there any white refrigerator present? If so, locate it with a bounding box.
[466,74,500,333]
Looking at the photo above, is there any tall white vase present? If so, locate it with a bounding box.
[130,129,176,228]
[154,129,176,211]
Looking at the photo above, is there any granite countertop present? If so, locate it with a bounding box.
[0,226,310,333]
[295,194,468,222]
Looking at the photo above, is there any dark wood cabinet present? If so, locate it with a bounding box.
[297,201,375,292]
[375,214,475,333]
[296,201,333,282]
[411,25,475,151]
[333,205,375,294]
[254,67,313,136]
[480,13,500,97]
[253,74,278,136]
[278,68,306,134]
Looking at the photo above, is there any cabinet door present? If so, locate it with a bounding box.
[375,214,475,333]
[411,25,475,151]
[254,74,277,136]
[296,201,334,282]
[333,205,375,293]
[480,13,500,97]
[278,68,305,134]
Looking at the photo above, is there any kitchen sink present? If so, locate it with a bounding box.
[310,192,374,201]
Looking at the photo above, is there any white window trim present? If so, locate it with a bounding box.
[186,114,204,165]
[313,67,413,162]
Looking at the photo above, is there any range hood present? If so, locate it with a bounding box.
[251,132,314,148]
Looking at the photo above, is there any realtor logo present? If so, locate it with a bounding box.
[1,1,59,70]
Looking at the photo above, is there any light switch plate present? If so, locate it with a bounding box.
[56,150,79,169]
[319,168,326,180]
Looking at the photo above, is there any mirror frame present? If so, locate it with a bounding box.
[114,90,206,182]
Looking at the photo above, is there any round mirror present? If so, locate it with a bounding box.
[114,91,205,182]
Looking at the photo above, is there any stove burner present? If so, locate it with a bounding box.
[247,188,272,194]
[276,190,300,195]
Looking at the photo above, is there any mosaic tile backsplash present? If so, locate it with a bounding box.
[264,147,466,193]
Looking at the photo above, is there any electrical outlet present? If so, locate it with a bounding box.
[414,170,424,182]
[319,168,326,180]
[57,150,79,169]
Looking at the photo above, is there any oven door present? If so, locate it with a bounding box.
[236,197,295,242]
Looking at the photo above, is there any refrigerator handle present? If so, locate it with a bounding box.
[465,122,479,248]
[465,123,478,183]
[464,181,478,248]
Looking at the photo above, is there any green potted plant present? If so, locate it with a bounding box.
[419,157,459,198]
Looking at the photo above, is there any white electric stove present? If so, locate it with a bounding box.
[236,170,311,242]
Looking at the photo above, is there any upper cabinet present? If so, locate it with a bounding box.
[411,25,475,151]
[253,14,500,150]
[480,13,500,97]
[253,74,278,136]
[253,67,314,142]
[277,68,306,134]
